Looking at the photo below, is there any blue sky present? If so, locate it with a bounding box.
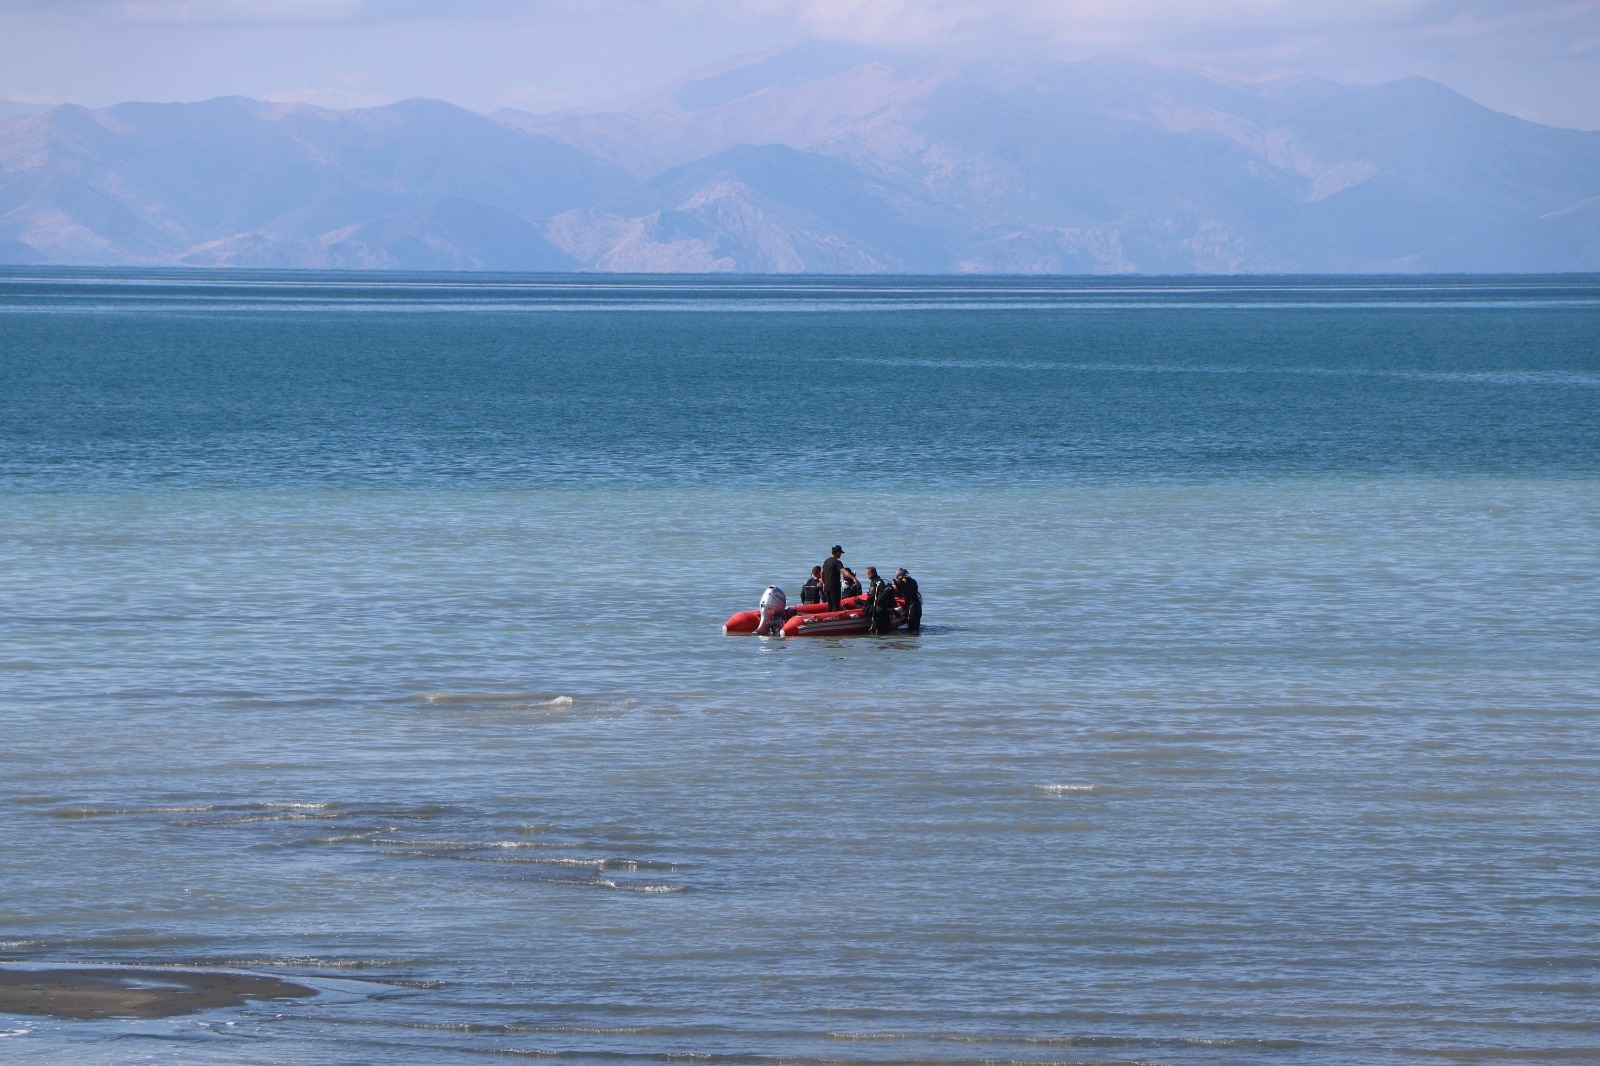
[2,1,1597,128]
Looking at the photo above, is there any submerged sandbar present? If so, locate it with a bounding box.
[0,966,316,1019]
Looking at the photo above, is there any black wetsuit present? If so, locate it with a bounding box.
[894,574,922,633]
[821,556,843,610]
[865,576,895,634]
[800,577,823,605]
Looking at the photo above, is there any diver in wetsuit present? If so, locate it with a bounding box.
[863,566,895,634]
[800,566,824,605]
[893,568,921,634]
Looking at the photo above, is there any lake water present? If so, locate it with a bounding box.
[2,270,1597,1064]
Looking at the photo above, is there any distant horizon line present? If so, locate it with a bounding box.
[5,264,1599,281]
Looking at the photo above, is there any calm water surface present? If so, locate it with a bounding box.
[1,270,1597,1064]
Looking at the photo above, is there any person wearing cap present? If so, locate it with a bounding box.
[893,568,922,634]
[820,545,845,611]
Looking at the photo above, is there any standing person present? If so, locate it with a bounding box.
[820,545,845,611]
[893,568,922,634]
[755,585,787,636]
[864,566,894,634]
[800,566,824,605]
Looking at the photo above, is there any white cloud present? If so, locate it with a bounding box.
[735,0,1600,126]
[262,74,388,109]
[752,0,1600,55]
[758,0,989,43]
[0,0,364,23]
[0,0,1595,126]
[0,0,629,25]
[15,0,1594,54]
[499,84,582,111]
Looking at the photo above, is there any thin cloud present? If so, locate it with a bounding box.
[500,84,582,112]
[9,0,1595,47]
[750,0,1600,122]
[761,0,1600,54]
[0,0,363,24]
[0,0,627,24]
[262,75,389,109]
[0,0,1594,126]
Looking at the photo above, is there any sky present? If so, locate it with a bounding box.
[1,0,1597,129]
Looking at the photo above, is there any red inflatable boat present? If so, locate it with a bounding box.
[722,594,907,637]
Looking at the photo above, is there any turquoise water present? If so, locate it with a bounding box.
[2,270,1598,1064]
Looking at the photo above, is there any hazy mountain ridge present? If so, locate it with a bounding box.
[4,46,1598,273]
[0,95,621,269]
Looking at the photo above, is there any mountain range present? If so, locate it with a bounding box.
[3,43,1598,273]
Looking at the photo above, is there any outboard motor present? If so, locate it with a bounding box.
[755,585,787,636]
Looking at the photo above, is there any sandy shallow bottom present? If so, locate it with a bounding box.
[0,966,317,1019]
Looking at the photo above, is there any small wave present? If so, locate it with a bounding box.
[208,956,420,971]
[46,803,221,818]
[601,858,678,872]
[500,1024,686,1036]
[419,692,576,707]
[173,802,443,827]
[346,804,448,820]
[312,830,395,844]
[383,838,558,851]
[406,1021,502,1033]
[432,855,606,867]
[8,933,208,952]
[1178,1036,1310,1049]
[1016,1034,1135,1048]
[600,879,686,894]
[176,812,337,826]
[1034,784,1098,795]
[524,875,687,893]
[398,1021,683,1036]
[988,1032,1314,1051]
[0,1029,34,1038]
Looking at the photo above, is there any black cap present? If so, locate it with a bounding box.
[831,545,843,553]
[895,568,908,576]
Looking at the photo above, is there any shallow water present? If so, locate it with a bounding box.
[2,270,1597,1064]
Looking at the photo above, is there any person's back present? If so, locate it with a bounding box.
[820,546,845,610]
[864,567,893,634]
[800,566,824,605]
